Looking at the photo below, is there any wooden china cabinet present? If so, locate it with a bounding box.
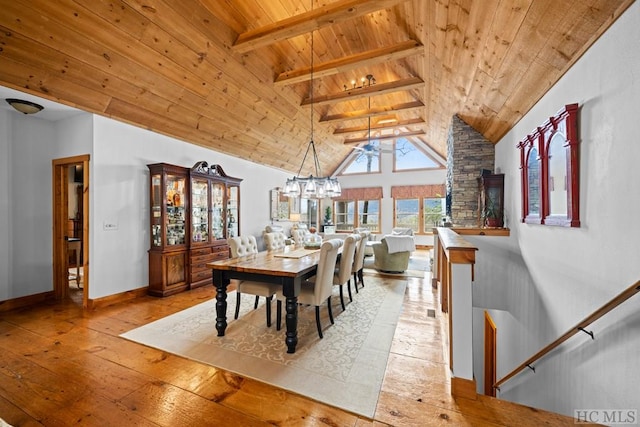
[188,161,242,288]
[147,161,242,296]
[147,163,189,297]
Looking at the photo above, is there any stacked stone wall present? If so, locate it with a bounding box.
[446,115,495,227]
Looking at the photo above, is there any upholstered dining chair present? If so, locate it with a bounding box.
[276,239,342,339]
[334,234,360,311]
[290,228,310,246]
[228,235,279,326]
[351,230,370,293]
[264,231,287,250]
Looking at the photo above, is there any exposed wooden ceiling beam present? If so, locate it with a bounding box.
[301,76,424,106]
[343,130,426,144]
[320,101,425,123]
[333,118,426,135]
[232,0,409,53]
[274,40,424,86]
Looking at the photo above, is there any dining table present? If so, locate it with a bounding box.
[207,245,323,354]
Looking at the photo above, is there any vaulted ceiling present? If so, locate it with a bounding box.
[0,0,633,176]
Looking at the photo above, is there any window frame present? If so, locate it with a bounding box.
[393,138,443,172]
[356,199,380,232]
[334,199,355,232]
[423,197,447,230]
[394,196,445,234]
[333,198,381,232]
[394,197,420,233]
[338,140,382,176]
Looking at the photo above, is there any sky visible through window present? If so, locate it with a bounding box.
[395,138,438,170]
[341,138,438,174]
[342,141,380,174]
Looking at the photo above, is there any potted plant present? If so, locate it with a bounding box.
[324,206,333,225]
[483,198,503,228]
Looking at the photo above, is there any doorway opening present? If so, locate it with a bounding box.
[52,155,89,308]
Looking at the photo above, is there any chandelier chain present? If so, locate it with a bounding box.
[281,0,340,199]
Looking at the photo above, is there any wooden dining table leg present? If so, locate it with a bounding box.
[213,270,229,336]
[283,277,301,354]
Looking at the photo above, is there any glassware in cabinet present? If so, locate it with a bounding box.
[165,173,186,246]
[211,182,225,240]
[227,185,239,238]
[151,174,162,247]
[190,178,209,243]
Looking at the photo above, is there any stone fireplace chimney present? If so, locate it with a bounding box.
[446,115,495,227]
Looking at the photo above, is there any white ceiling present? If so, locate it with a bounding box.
[0,85,84,122]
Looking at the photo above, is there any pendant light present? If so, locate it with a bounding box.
[282,3,341,199]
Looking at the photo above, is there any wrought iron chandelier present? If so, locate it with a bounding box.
[282,12,341,199]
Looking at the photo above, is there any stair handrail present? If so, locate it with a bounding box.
[494,279,640,390]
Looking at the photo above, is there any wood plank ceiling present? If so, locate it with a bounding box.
[0,0,633,176]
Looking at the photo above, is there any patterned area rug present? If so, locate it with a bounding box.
[121,276,407,418]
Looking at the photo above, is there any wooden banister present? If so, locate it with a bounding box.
[494,279,640,390]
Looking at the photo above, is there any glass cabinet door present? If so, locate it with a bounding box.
[165,174,186,246]
[211,182,225,240]
[191,178,209,243]
[151,173,162,248]
[227,185,239,238]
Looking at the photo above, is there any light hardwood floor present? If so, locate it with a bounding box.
[0,257,581,426]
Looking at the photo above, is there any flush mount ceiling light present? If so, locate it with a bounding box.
[5,98,44,115]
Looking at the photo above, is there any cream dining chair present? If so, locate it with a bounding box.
[290,228,310,246]
[351,230,370,293]
[276,239,342,339]
[333,234,360,311]
[263,231,287,250]
[228,235,279,327]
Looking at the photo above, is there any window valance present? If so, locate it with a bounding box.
[391,184,444,198]
[334,187,382,200]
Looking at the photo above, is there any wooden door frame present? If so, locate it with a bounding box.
[53,155,90,308]
[484,310,497,397]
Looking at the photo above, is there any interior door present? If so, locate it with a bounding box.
[52,155,89,308]
[484,310,497,397]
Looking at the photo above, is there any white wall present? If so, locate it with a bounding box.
[0,108,292,301]
[89,116,290,299]
[53,114,94,159]
[7,114,58,297]
[0,111,93,300]
[472,1,640,418]
[0,110,12,299]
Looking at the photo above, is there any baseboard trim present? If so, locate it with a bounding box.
[88,286,149,310]
[0,291,56,312]
[451,377,477,400]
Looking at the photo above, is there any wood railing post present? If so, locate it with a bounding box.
[431,231,439,290]
[450,261,475,398]
[434,227,478,400]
